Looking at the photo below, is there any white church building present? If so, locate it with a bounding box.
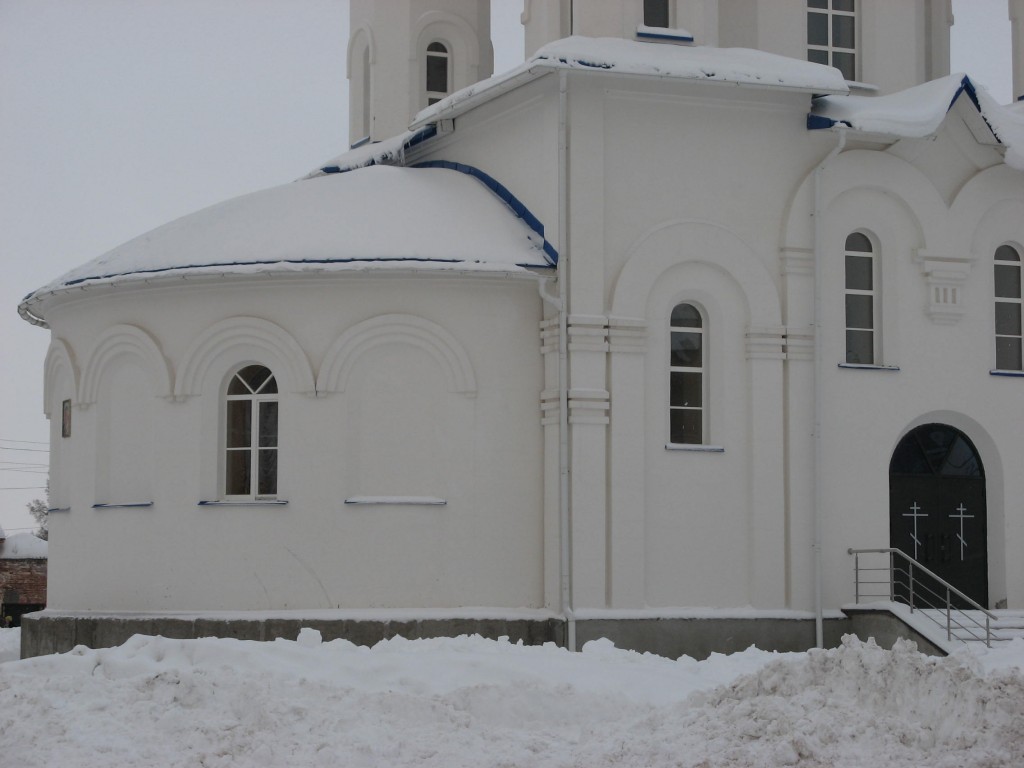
[17,0,1024,658]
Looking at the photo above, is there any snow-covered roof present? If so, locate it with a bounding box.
[0,532,47,559]
[411,36,849,128]
[810,74,1024,170]
[21,166,553,323]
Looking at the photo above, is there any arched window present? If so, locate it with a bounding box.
[669,303,704,445]
[995,244,1023,371]
[807,0,856,81]
[844,231,875,365]
[225,365,278,498]
[644,0,671,28]
[426,41,450,105]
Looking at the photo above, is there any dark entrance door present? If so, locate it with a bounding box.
[889,424,987,608]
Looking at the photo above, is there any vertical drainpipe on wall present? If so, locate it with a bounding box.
[558,68,575,652]
[812,126,846,648]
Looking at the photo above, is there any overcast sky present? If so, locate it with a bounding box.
[0,0,1013,535]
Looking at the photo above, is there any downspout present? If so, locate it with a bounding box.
[812,127,846,648]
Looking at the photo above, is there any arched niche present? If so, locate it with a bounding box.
[44,338,79,419]
[79,325,172,408]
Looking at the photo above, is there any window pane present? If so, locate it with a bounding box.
[671,303,702,328]
[832,13,855,48]
[259,401,278,448]
[671,331,703,367]
[846,329,874,364]
[644,0,669,27]
[427,41,446,53]
[807,12,828,45]
[846,294,873,329]
[996,302,1022,336]
[670,409,702,445]
[227,373,249,395]
[845,255,872,290]
[670,371,702,408]
[832,51,855,80]
[845,232,871,252]
[226,400,251,448]
[226,449,251,495]
[996,337,1023,370]
[238,365,271,392]
[808,0,828,8]
[427,54,448,93]
[996,244,1020,262]
[808,49,829,65]
[833,0,855,11]
[258,449,277,496]
[995,264,1022,299]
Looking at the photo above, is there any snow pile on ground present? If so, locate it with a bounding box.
[1,631,1022,767]
[0,627,19,663]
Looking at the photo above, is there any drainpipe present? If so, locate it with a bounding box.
[558,68,574,652]
[812,127,846,648]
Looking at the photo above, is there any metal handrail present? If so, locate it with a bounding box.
[848,547,997,647]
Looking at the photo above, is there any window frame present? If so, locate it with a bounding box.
[807,0,857,82]
[668,302,707,447]
[223,365,279,500]
[643,0,672,29]
[844,231,878,366]
[425,40,451,106]
[994,243,1023,372]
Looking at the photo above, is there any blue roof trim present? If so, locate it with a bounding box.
[412,160,559,266]
[319,125,439,176]
[807,114,846,130]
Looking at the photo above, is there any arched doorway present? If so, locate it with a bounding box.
[889,424,987,607]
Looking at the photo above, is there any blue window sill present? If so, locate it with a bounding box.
[837,363,900,371]
[47,507,71,513]
[665,444,724,453]
[198,499,288,506]
[344,496,447,506]
[990,369,1024,377]
[92,502,153,509]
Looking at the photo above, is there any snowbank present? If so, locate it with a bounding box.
[1,632,1022,766]
[0,627,19,663]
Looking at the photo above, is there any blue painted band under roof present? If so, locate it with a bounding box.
[636,30,695,43]
[412,160,559,266]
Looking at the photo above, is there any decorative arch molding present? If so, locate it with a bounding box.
[79,324,172,408]
[413,10,483,71]
[346,23,376,73]
[966,196,1024,259]
[317,314,477,396]
[954,163,1024,252]
[175,316,315,399]
[782,150,946,255]
[611,220,782,328]
[43,338,79,418]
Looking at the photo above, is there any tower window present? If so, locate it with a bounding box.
[995,244,1023,371]
[644,0,671,28]
[669,303,704,445]
[845,232,876,364]
[426,42,450,105]
[808,0,856,81]
[225,365,278,498]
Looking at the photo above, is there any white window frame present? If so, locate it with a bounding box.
[643,0,672,29]
[844,231,877,365]
[425,41,451,106]
[995,244,1023,372]
[807,0,857,81]
[668,302,706,446]
[224,365,279,500]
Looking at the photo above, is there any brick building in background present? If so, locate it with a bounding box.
[0,526,47,626]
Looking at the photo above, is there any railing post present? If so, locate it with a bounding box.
[908,560,913,613]
[854,552,860,603]
[889,552,895,603]
[947,588,952,640]
[986,615,991,648]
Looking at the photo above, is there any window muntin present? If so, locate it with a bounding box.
[225,365,278,498]
[808,0,856,81]
[426,41,450,106]
[644,0,671,28]
[669,303,704,445]
[995,244,1023,371]
[844,232,875,365]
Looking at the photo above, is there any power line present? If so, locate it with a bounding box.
[0,487,47,490]
[0,461,48,467]
[0,469,49,474]
[0,447,49,453]
[0,438,48,445]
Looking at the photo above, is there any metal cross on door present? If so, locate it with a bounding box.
[889,424,988,609]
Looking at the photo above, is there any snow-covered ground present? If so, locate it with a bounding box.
[1,628,1023,767]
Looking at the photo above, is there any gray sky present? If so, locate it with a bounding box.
[0,0,1013,535]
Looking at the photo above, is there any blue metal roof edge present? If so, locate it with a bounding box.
[412,160,559,266]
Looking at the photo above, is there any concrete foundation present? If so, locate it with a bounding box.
[842,608,947,656]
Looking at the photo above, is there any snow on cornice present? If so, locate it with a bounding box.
[19,166,552,325]
[809,74,1024,170]
[411,36,849,128]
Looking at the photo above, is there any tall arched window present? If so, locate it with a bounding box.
[426,42,450,105]
[995,244,1023,371]
[844,231,875,365]
[225,365,278,498]
[669,303,704,445]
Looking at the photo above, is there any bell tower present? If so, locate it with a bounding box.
[348,0,494,146]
